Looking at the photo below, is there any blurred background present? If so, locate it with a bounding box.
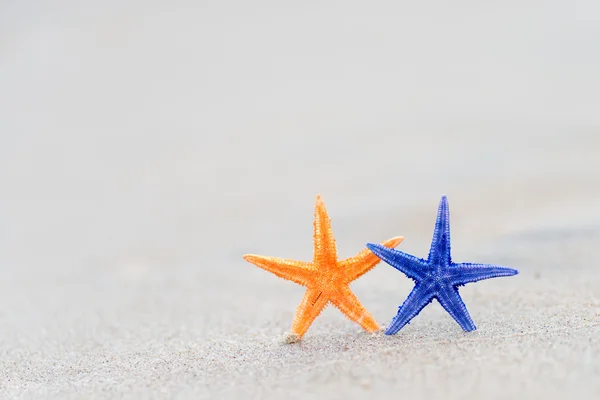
[1,0,599,270]
[1,1,599,397]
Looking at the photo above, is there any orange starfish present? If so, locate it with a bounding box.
[243,195,403,342]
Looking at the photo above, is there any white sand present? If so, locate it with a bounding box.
[1,2,599,399]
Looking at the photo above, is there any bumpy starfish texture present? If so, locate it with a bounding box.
[243,195,403,342]
[367,195,518,335]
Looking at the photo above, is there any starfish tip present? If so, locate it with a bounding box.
[391,236,404,246]
[282,332,301,344]
[366,243,387,256]
[314,194,330,214]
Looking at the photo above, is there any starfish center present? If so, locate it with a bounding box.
[427,268,450,284]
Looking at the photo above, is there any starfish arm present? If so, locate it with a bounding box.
[329,287,380,332]
[313,195,338,266]
[385,283,436,335]
[449,263,519,286]
[290,288,330,338]
[242,254,316,287]
[365,243,427,281]
[427,195,452,265]
[341,236,404,282]
[436,284,476,332]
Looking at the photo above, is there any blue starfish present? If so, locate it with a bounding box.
[367,195,518,334]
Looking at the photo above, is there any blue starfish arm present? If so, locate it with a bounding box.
[366,243,428,281]
[427,195,452,266]
[385,283,436,335]
[436,284,477,331]
[449,263,519,286]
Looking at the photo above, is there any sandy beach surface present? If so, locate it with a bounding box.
[1,1,599,399]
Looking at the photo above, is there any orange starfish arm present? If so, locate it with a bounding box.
[290,288,330,338]
[313,195,337,267]
[242,255,316,287]
[330,287,380,332]
[340,236,404,282]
